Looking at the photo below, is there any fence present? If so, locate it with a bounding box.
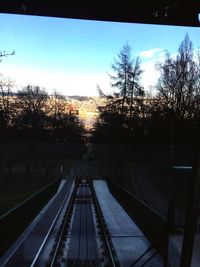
[107,179,180,258]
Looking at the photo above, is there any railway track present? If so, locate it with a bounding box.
[30,181,119,267]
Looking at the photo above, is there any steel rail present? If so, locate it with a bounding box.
[90,182,118,267]
[30,181,75,267]
[32,181,118,266]
[65,184,99,265]
[49,185,77,267]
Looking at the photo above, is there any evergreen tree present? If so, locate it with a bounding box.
[110,43,133,115]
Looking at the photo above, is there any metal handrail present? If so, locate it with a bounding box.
[30,181,75,267]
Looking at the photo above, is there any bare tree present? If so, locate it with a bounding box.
[51,90,66,116]
[17,85,48,113]
[96,84,107,98]
[156,34,199,120]
[193,49,200,122]
[14,85,49,138]
[0,75,15,128]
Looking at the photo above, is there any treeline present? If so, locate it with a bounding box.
[0,81,84,142]
[92,34,200,145]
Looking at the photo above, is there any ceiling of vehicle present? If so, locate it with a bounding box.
[0,1,199,27]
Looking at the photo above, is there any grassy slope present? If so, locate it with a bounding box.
[92,143,194,218]
[0,143,86,217]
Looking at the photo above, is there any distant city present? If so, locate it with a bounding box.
[63,96,106,130]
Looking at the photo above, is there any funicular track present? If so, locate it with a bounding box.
[31,181,119,267]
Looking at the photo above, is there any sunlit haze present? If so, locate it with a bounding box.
[0,13,199,96]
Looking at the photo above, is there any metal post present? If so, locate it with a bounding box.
[164,113,175,267]
[179,171,198,267]
[164,165,178,267]
[179,125,199,267]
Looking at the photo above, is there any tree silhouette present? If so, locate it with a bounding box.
[17,85,48,113]
[0,75,15,140]
[93,43,144,143]
[127,56,144,128]
[0,49,15,140]
[153,34,200,144]
[156,34,199,120]
[13,85,49,141]
[51,90,66,116]
[110,43,133,115]
[48,111,84,142]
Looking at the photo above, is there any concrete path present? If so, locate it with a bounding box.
[94,180,163,267]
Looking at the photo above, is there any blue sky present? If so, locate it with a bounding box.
[0,13,199,96]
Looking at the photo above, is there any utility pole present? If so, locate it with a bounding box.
[0,50,15,62]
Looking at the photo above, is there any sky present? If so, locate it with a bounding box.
[0,13,199,96]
